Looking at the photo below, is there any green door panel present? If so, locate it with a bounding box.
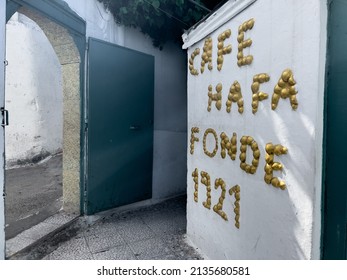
[323,0,347,259]
[87,38,154,215]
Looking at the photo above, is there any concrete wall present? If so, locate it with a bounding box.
[64,0,188,199]
[0,0,6,260]
[5,13,63,167]
[184,0,327,259]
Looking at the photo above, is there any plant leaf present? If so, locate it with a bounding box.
[120,7,128,14]
[152,0,160,9]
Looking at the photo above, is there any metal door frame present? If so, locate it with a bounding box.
[322,0,347,260]
[1,0,7,260]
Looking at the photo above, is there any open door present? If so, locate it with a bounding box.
[86,38,154,215]
[0,0,6,260]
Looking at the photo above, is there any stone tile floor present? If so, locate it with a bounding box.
[42,196,203,260]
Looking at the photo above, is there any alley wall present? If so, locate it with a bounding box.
[183,0,327,259]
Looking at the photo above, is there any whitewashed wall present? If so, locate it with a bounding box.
[5,13,63,167]
[184,0,327,259]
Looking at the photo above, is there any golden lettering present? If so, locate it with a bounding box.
[192,168,199,202]
[203,128,219,158]
[226,81,244,114]
[237,18,255,67]
[252,73,270,114]
[189,48,200,76]
[201,171,212,209]
[217,29,232,71]
[272,69,298,110]
[207,83,222,112]
[220,132,237,160]
[239,136,260,174]
[264,143,288,190]
[213,178,228,221]
[229,185,241,229]
[201,37,213,73]
[190,127,200,155]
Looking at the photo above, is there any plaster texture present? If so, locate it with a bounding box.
[61,63,80,214]
[184,0,327,259]
[152,130,187,198]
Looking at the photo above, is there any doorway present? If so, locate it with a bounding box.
[4,3,83,256]
[5,12,64,239]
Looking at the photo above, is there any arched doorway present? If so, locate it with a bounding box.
[4,0,85,251]
[16,6,82,215]
[5,11,64,239]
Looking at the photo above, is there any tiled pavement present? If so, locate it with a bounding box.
[42,196,203,260]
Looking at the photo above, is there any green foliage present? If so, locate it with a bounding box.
[97,0,209,48]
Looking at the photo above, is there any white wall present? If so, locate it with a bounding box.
[0,0,6,260]
[63,0,188,199]
[62,0,124,45]
[5,13,63,167]
[184,0,327,259]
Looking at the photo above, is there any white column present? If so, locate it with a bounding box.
[0,0,6,260]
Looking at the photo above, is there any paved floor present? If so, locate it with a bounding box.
[43,196,203,260]
[5,154,63,239]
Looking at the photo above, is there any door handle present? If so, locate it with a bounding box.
[129,125,141,130]
[1,107,9,127]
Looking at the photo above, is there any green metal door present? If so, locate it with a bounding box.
[323,0,347,259]
[87,38,154,215]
